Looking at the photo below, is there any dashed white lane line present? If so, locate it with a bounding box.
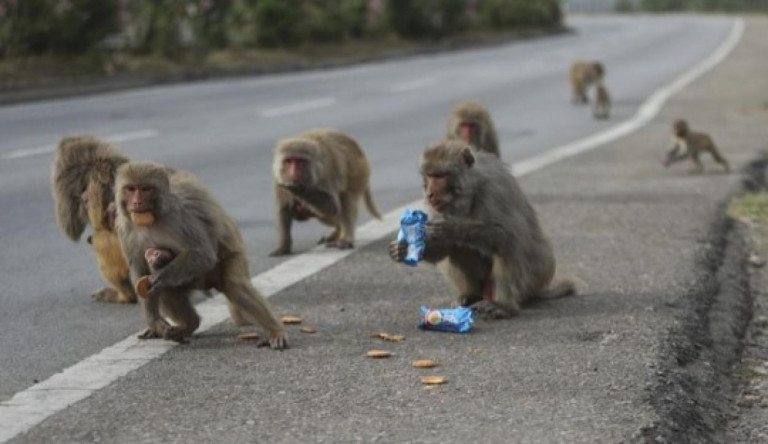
[389,77,438,93]
[0,17,744,444]
[1,129,158,161]
[259,97,337,118]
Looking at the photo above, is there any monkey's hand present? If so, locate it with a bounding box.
[257,330,288,350]
[388,240,407,262]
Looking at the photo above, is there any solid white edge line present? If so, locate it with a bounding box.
[0,17,744,443]
[390,77,438,93]
[1,129,159,161]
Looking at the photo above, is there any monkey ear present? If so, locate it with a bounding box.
[460,147,475,168]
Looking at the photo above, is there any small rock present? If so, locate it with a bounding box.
[750,253,766,268]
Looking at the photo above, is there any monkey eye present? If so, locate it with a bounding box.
[139,185,154,193]
[125,185,137,192]
[428,173,446,179]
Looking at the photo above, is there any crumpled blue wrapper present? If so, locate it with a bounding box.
[396,208,428,266]
[418,306,474,333]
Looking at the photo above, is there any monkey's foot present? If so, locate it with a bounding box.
[470,301,515,320]
[163,326,194,343]
[269,245,292,257]
[325,239,354,250]
[91,287,134,303]
[459,294,483,307]
[137,328,163,340]
[257,331,288,350]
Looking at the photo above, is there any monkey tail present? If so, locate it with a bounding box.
[363,187,382,220]
[539,279,576,300]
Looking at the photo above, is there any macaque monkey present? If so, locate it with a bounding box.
[389,140,574,319]
[51,135,136,303]
[115,162,287,349]
[663,119,730,173]
[137,247,214,298]
[592,82,611,119]
[270,128,382,256]
[569,60,605,104]
[445,101,500,156]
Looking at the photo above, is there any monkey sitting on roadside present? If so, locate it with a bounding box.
[662,119,730,173]
[115,162,287,348]
[592,82,611,119]
[51,135,136,303]
[569,60,604,105]
[270,128,382,256]
[389,140,574,319]
[445,101,500,156]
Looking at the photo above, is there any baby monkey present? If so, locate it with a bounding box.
[136,248,212,298]
[663,119,730,173]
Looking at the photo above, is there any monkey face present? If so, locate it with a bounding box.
[423,173,451,211]
[457,122,482,147]
[121,183,156,214]
[280,156,311,185]
[673,120,689,138]
[144,247,172,271]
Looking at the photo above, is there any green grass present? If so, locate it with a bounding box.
[728,192,768,225]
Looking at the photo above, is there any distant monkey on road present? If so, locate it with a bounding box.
[445,101,500,156]
[569,60,605,105]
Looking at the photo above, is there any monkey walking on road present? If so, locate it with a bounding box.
[663,119,730,173]
[270,128,381,256]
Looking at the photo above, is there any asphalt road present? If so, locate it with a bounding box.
[0,14,749,442]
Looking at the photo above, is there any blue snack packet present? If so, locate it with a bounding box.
[419,306,474,333]
[397,208,428,266]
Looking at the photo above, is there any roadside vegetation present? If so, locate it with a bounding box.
[615,0,768,12]
[0,0,563,85]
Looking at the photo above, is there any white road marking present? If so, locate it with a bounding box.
[389,77,437,93]
[1,129,158,160]
[259,97,336,118]
[0,17,744,444]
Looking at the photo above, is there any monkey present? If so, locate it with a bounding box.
[592,81,611,119]
[662,119,730,173]
[270,128,382,256]
[445,101,500,156]
[140,247,214,297]
[569,60,605,105]
[115,161,287,349]
[51,135,136,303]
[388,140,574,319]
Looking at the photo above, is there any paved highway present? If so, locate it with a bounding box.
[0,14,734,436]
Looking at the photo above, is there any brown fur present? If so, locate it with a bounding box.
[663,119,730,173]
[592,82,611,119]
[445,101,500,156]
[270,128,382,256]
[569,60,605,105]
[389,140,574,318]
[115,162,287,348]
[51,135,135,303]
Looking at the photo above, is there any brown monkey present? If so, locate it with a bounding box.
[592,82,611,119]
[569,60,604,104]
[138,247,214,298]
[270,128,382,256]
[115,162,287,348]
[445,101,500,156]
[663,119,730,173]
[389,140,574,319]
[51,135,136,303]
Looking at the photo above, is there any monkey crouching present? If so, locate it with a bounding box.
[389,140,574,319]
[115,162,287,348]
